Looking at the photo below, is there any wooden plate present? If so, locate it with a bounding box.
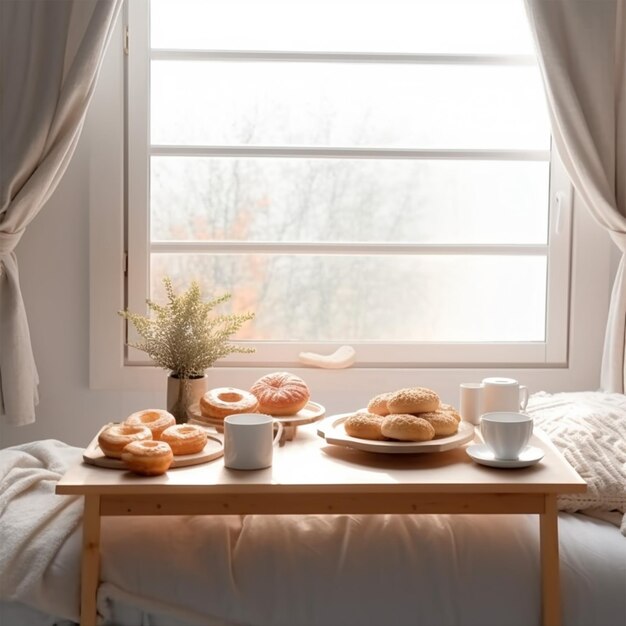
[83,423,224,469]
[317,414,474,454]
[187,400,326,428]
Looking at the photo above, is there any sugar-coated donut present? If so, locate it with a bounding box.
[121,440,174,476]
[418,410,459,437]
[344,412,386,440]
[98,424,152,459]
[367,392,393,416]
[125,409,176,439]
[200,387,259,420]
[381,414,435,442]
[160,424,207,455]
[250,372,310,416]
[439,403,462,423]
[387,387,440,414]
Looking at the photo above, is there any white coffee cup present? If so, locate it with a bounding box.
[459,382,484,425]
[482,377,528,414]
[223,414,283,470]
[480,412,533,460]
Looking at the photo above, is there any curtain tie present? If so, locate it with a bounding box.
[0,230,24,256]
[609,231,626,253]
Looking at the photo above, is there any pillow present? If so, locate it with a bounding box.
[527,391,626,535]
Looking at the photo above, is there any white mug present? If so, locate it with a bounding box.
[460,378,528,425]
[480,411,533,460]
[482,377,528,414]
[223,414,283,470]
[459,383,484,425]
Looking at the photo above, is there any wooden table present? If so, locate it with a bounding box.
[56,424,585,626]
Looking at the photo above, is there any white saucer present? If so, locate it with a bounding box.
[466,444,544,468]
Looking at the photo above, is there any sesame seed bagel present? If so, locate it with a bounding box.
[344,412,386,440]
[439,403,462,423]
[387,387,440,415]
[381,414,435,442]
[418,410,459,437]
[367,392,393,416]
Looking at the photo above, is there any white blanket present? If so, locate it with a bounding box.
[0,439,83,621]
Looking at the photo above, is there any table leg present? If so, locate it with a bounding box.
[80,495,101,626]
[539,494,561,626]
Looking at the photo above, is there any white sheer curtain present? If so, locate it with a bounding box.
[0,0,122,425]
[524,0,626,393]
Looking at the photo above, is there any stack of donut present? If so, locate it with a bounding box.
[198,372,311,421]
[97,409,208,476]
[344,387,461,442]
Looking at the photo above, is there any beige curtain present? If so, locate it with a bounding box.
[0,0,122,425]
[524,0,626,393]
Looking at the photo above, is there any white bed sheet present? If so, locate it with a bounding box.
[92,511,626,626]
[11,510,621,626]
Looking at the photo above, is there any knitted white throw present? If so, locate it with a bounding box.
[0,439,83,620]
[527,392,626,536]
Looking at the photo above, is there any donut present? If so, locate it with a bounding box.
[121,440,174,476]
[367,392,393,416]
[439,403,462,423]
[160,424,208,455]
[125,409,176,439]
[418,410,459,437]
[200,387,259,420]
[98,424,152,459]
[343,412,386,440]
[387,387,440,414]
[381,414,435,442]
[250,372,310,416]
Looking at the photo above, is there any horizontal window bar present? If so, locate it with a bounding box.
[150,241,549,256]
[150,49,537,66]
[150,145,550,162]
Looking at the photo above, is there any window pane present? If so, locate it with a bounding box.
[151,254,547,342]
[151,157,549,244]
[151,0,535,55]
[151,61,549,150]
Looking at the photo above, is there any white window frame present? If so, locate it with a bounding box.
[88,2,613,399]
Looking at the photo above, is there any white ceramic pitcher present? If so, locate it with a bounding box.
[459,378,528,425]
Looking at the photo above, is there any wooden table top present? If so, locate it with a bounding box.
[56,421,586,497]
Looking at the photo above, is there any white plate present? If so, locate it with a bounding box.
[317,414,474,454]
[466,444,544,468]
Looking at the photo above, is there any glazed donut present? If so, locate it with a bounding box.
[160,424,208,455]
[121,440,174,476]
[344,412,386,440]
[439,403,462,423]
[419,410,459,437]
[125,409,176,439]
[381,414,435,442]
[250,372,310,416]
[200,387,259,420]
[98,424,152,459]
[387,387,440,415]
[367,392,393,416]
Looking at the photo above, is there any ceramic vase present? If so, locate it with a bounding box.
[166,374,209,424]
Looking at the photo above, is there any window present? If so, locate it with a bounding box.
[124,0,572,369]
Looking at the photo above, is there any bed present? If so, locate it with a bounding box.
[1,392,625,626]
